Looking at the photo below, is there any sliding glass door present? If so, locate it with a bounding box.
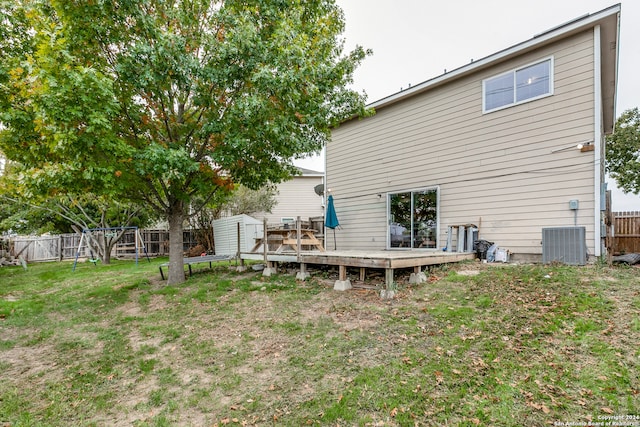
[388,188,438,249]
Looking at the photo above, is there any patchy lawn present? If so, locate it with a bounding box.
[1,258,639,426]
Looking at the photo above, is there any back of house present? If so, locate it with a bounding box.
[327,4,620,262]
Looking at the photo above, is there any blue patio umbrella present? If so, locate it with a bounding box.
[325,195,340,250]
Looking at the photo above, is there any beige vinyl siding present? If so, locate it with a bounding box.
[253,176,324,225]
[327,30,597,256]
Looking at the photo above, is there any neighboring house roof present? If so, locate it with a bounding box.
[295,167,324,177]
[361,4,620,135]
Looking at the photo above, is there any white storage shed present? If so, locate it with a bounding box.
[213,214,263,256]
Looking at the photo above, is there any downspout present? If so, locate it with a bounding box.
[593,24,603,257]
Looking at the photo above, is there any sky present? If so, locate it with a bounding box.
[294,0,640,211]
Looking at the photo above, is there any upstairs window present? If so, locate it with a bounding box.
[483,57,553,113]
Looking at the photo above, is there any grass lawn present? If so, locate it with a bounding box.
[1,257,639,426]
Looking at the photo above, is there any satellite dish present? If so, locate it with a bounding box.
[314,183,324,196]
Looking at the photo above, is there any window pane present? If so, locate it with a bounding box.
[412,190,437,249]
[389,193,412,248]
[516,60,550,102]
[485,73,514,111]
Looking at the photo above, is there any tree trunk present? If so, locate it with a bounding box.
[102,244,112,264]
[95,235,112,265]
[167,200,186,285]
[102,238,118,265]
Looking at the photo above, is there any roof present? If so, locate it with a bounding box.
[295,167,324,177]
[363,4,621,134]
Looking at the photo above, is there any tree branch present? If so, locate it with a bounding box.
[187,187,219,220]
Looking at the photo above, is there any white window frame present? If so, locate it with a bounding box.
[482,56,554,113]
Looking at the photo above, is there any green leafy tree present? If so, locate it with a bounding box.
[606,108,640,194]
[1,157,156,263]
[221,184,278,217]
[0,0,370,284]
[1,193,155,264]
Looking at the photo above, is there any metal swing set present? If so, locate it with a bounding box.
[72,226,151,271]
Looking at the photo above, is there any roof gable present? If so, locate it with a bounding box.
[363,4,620,133]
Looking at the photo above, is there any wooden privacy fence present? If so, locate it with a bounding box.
[6,229,205,263]
[10,235,64,263]
[612,211,640,255]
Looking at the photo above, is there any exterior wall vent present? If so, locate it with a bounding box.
[542,227,587,265]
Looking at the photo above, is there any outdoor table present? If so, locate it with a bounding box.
[250,228,325,253]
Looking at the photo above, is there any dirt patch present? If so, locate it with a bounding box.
[2,343,63,383]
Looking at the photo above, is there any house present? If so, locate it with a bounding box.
[326,5,620,262]
[252,167,324,226]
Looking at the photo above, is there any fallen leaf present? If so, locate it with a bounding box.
[601,407,614,414]
[527,401,550,413]
[390,407,398,417]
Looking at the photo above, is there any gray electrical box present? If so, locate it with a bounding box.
[569,199,579,210]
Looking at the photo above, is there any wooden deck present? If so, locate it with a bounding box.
[298,250,474,269]
[239,250,475,298]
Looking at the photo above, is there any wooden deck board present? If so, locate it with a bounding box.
[240,250,475,268]
[300,250,474,268]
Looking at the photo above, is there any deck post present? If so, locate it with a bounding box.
[381,268,396,299]
[296,216,301,259]
[237,257,246,272]
[334,264,352,291]
[359,267,366,281]
[296,262,310,280]
[262,218,277,276]
[263,261,277,277]
[236,222,247,272]
[409,265,427,284]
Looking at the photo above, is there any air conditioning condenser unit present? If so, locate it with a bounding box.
[542,227,587,265]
